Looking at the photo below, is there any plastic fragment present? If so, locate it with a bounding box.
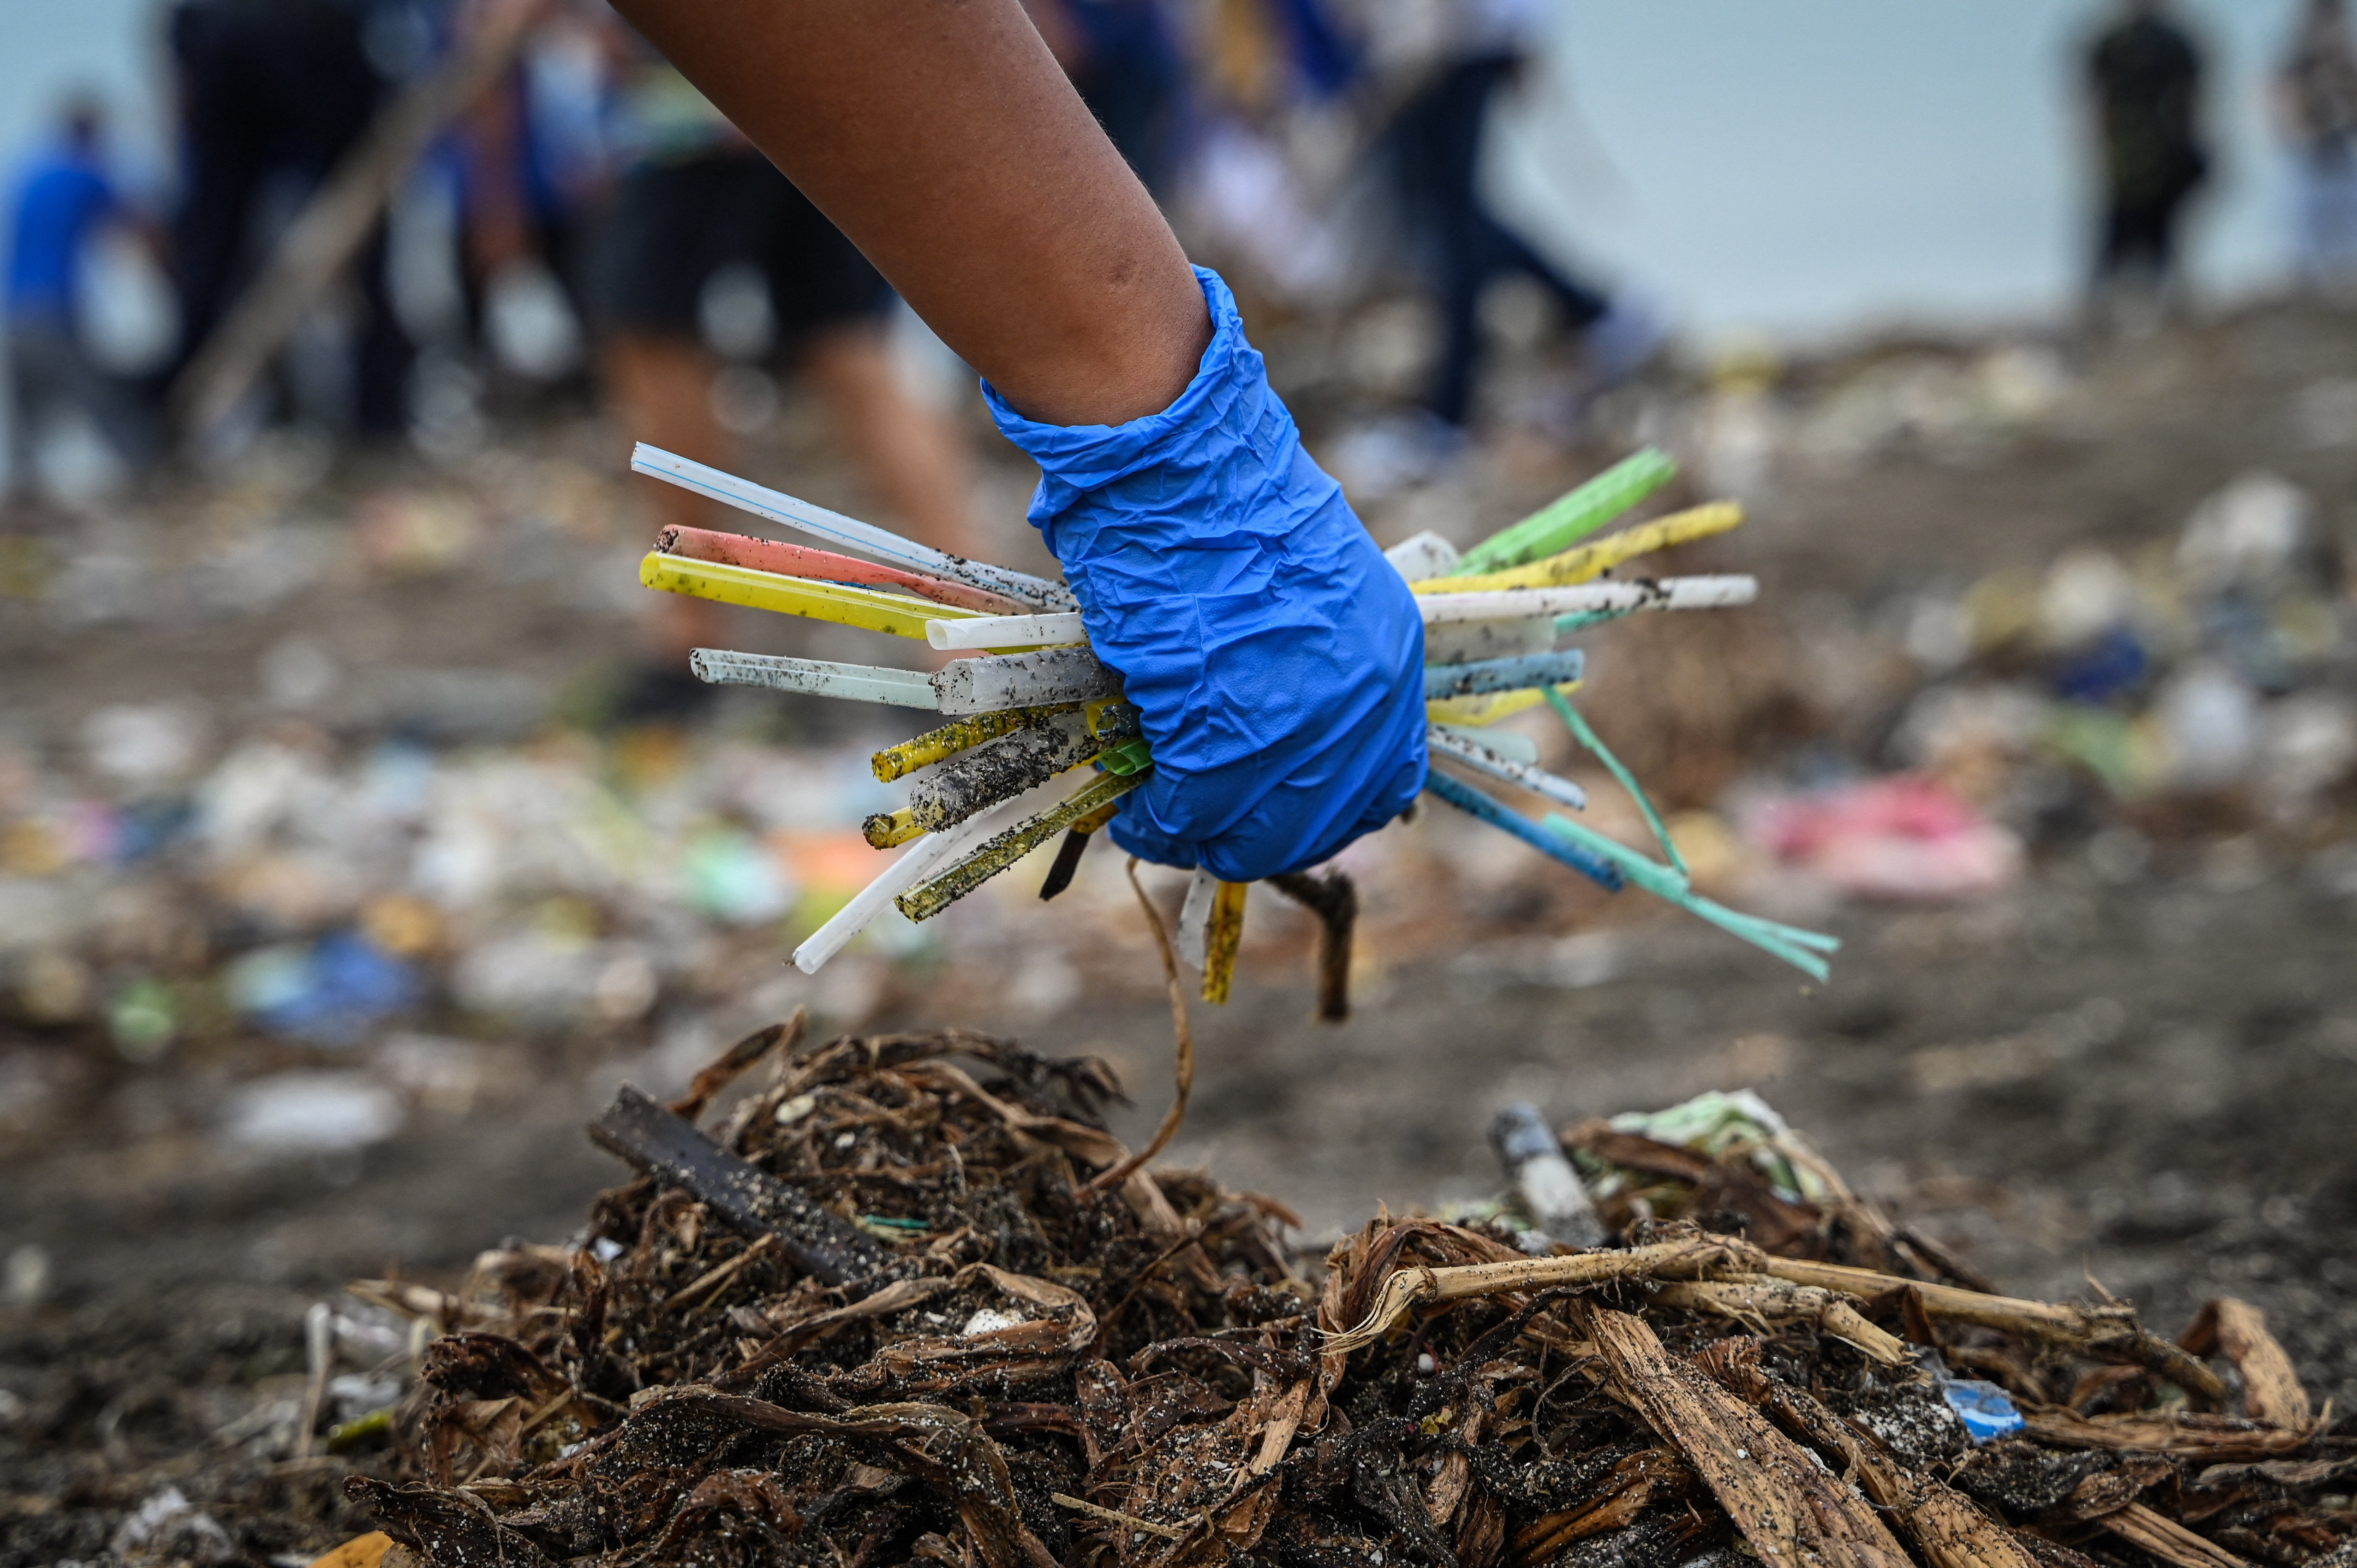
[641,552,985,641]
[872,705,1077,781]
[1201,880,1247,1004]
[690,649,941,709]
[1452,448,1678,576]
[926,611,1087,651]
[1427,723,1588,811]
[1546,688,1684,875]
[931,647,1122,713]
[1424,769,1625,891]
[1420,501,1743,594]
[656,524,1028,614]
[633,443,1073,609]
[1422,649,1587,701]
[1940,1378,2026,1443]
[895,769,1147,922]
[1418,576,1759,626]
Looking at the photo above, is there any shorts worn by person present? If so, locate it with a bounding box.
[987,268,1429,882]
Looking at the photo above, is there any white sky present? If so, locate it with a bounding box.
[1494,0,2304,341]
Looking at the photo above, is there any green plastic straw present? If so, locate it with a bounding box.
[1453,448,1678,577]
[1545,688,1686,877]
[1541,813,1841,982]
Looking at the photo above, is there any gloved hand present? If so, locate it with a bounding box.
[984,267,1428,881]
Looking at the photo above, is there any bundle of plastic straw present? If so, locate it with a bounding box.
[630,442,1837,1005]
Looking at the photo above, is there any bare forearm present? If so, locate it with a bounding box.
[606,0,1207,425]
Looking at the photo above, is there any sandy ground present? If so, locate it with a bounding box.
[6,301,2357,1560]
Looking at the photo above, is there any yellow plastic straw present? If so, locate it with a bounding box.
[1426,681,1582,727]
[1410,503,1743,595]
[1201,881,1247,1005]
[639,553,989,641]
[871,705,1077,782]
[1071,799,1122,835]
[863,809,925,848]
[896,769,1143,922]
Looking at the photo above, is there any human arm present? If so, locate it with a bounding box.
[603,0,1429,878]
[600,0,1205,426]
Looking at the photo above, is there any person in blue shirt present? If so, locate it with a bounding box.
[4,96,158,501]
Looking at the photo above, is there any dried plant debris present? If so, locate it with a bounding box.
[336,1025,2354,1568]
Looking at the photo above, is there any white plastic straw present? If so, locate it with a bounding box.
[932,647,1121,712]
[1175,867,1217,972]
[925,612,1087,652]
[633,444,1076,611]
[690,649,940,708]
[792,771,1071,973]
[1424,615,1555,667]
[1417,576,1758,625]
[1427,724,1588,811]
[1384,531,1461,581]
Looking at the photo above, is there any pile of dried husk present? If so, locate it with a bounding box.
[341,1020,2353,1568]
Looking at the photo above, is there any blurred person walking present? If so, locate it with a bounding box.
[4,97,158,503]
[457,0,616,389]
[589,38,983,714]
[2083,0,2209,316]
[2274,0,2357,289]
[166,0,427,437]
[1344,0,1659,490]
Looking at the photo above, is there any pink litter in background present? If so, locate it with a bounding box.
[1743,773,2022,901]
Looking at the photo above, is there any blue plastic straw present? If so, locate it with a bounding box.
[1425,770,1624,891]
[1423,650,1587,702]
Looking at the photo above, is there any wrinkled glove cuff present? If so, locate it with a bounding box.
[982,267,1427,881]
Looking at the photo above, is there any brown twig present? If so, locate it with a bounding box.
[1050,1492,1187,1542]
[1085,859,1194,1193]
[1266,869,1356,1022]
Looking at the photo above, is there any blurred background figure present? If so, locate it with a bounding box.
[455,0,612,395]
[2083,0,2210,320]
[2273,0,2357,290]
[588,34,983,715]
[4,93,158,505]
[166,0,430,438]
[1382,0,1656,450]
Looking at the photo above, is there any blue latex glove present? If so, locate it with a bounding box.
[983,267,1427,880]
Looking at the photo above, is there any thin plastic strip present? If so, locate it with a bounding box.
[657,524,1028,615]
[931,648,1122,713]
[643,553,984,640]
[1414,502,1743,594]
[1451,448,1678,576]
[1423,770,1623,891]
[1422,650,1586,701]
[1425,682,1581,727]
[689,649,940,709]
[926,612,1087,651]
[1426,724,1588,811]
[633,443,1075,610]
[896,769,1146,922]
[1541,813,1841,981]
[789,770,1074,973]
[871,706,1076,782]
[1419,576,1758,625]
[1545,688,1684,876]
